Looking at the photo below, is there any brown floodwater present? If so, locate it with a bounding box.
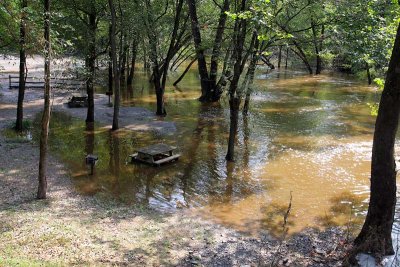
[45,69,399,237]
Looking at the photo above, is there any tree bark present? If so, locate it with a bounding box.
[37,0,51,199]
[109,0,120,130]
[186,0,211,102]
[173,58,196,86]
[311,20,323,75]
[127,39,137,86]
[366,62,372,85]
[290,44,312,74]
[226,0,247,162]
[226,97,240,161]
[85,10,97,126]
[285,47,289,69]
[143,0,166,116]
[209,0,230,101]
[277,45,282,69]
[119,34,129,83]
[161,0,184,91]
[16,0,27,132]
[243,31,260,115]
[352,22,400,259]
[108,24,113,93]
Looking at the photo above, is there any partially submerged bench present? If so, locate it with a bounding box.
[68,96,88,108]
[129,144,180,166]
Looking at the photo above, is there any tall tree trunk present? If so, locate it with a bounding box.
[285,47,289,69]
[143,0,166,116]
[108,25,113,93]
[16,0,27,132]
[186,0,211,102]
[352,22,400,260]
[161,0,184,91]
[120,34,128,83]
[85,11,96,127]
[226,0,247,162]
[37,0,51,199]
[109,0,120,130]
[142,39,149,72]
[243,31,260,115]
[366,62,372,85]
[209,0,230,101]
[226,98,240,161]
[277,45,282,69]
[85,123,95,155]
[127,39,137,86]
[311,21,323,75]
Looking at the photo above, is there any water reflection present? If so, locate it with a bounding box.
[45,70,393,237]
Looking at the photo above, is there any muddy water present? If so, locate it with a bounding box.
[47,69,390,237]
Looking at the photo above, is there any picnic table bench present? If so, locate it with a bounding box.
[8,75,85,90]
[67,96,88,108]
[129,144,180,166]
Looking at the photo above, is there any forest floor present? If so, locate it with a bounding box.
[0,61,350,266]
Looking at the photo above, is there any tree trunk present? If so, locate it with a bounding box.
[127,39,137,86]
[352,22,400,260]
[243,32,260,115]
[261,55,275,70]
[226,97,240,161]
[85,11,96,126]
[186,0,211,102]
[285,47,289,69]
[37,0,51,199]
[311,20,322,75]
[161,0,184,91]
[291,44,312,74]
[108,25,113,93]
[277,45,282,69]
[366,62,372,85]
[109,0,120,130]
[85,123,95,155]
[142,39,151,72]
[119,35,128,83]
[226,0,247,162]
[173,58,196,86]
[209,0,230,101]
[143,0,166,116]
[315,54,322,75]
[16,0,27,132]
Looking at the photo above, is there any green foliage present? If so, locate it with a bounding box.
[374,78,385,91]
[367,103,379,116]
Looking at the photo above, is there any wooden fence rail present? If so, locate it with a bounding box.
[9,75,85,90]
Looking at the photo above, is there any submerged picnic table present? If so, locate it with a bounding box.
[129,144,180,166]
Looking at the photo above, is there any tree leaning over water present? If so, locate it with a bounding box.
[349,21,400,262]
[37,0,51,199]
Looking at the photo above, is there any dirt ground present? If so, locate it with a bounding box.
[0,63,350,266]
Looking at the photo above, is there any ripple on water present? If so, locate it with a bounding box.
[46,70,394,236]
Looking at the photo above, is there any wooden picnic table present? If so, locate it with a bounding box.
[130,144,180,166]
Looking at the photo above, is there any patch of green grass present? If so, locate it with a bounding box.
[2,126,32,143]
